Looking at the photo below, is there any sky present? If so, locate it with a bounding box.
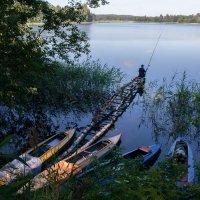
[47,0,200,16]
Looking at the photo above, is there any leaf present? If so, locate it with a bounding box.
[0,134,15,147]
[0,154,30,167]
[0,175,32,195]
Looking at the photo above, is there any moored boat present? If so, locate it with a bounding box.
[77,143,161,178]
[18,133,121,192]
[0,128,75,186]
[26,128,75,162]
[123,144,161,165]
[168,137,195,183]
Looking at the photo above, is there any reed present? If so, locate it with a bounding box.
[141,72,200,141]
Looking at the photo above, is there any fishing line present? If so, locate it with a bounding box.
[146,30,163,72]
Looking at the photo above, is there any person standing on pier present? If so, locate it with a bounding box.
[137,64,146,96]
[138,64,146,78]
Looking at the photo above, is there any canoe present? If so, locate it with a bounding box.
[26,128,75,162]
[18,134,121,192]
[0,128,75,186]
[168,137,195,183]
[77,144,161,178]
[123,144,161,165]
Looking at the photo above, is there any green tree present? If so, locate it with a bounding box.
[82,4,93,22]
[0,0,108,104]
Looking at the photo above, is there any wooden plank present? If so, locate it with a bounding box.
[59,76,145,158]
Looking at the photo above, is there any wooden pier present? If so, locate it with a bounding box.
[59,76,144,159]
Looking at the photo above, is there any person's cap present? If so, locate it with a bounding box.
[141,64,144,67]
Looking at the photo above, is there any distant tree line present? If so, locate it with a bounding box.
[94,14,200,23]
[30,6,200,24]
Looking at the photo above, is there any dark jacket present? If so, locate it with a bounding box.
[138,67,146,78]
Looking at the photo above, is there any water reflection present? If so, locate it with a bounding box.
[79,23,200,82]
[0,85,115,154]
[1,23,200,161]
[79,23,200,161]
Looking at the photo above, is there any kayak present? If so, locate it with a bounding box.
[0,128,75,186]
[26,128,75,162]
[77,144,161,178]
[18,134,121,192]
[168,137,195,183]
[123,144,161,165]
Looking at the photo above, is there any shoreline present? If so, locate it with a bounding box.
[93,21,200,25]
[27,22,93,26]
[28,21,200,26]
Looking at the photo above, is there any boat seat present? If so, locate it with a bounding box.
[84,150,92,154]
[139,146,151,153]
[103,141,110,145]
[47,139,61,148]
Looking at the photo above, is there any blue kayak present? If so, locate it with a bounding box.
[168,137,195,183]
[123,144,161,165]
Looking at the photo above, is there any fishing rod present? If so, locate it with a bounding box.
[145,30,163,72]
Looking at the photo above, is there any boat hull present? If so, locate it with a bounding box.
[78,143,161,178]
[123,144,161,165]
[27,128,75,162]
[0,129,75,186]
[18,134,121,192]
[168,137,195,183]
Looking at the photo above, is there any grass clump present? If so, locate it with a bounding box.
[141,72,200,140]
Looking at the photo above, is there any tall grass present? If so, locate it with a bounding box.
[45,60,123,111]
[0,59,123,157]
[141,72,200,140]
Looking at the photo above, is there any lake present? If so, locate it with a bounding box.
[1,23,199,162]
[78,22,200,161]
[81,22,200,81]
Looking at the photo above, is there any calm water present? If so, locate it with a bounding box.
[2,23,199,162]
[81,23,200,82]
[78,23,200,162]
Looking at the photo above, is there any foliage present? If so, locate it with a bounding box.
[0,60,123,148]
[141,72,200,141]
[37,60,123,111]
[0,0,123,144]
[30,4,95,23]
[0,0,109,104]
[0,134,15,148]
[80,156,188,200]
[1,152,200,200]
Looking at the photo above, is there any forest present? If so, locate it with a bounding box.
[94,13,200,23]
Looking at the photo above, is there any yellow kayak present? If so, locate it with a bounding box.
[0,128,75,186]
[26,128,75,162]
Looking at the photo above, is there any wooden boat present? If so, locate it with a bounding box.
[18,134,121,192]
[123,144,161,165]
[168,137,195,183]
[26,128,75,162]
[0,128,75,186]
[77,144,161,178]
